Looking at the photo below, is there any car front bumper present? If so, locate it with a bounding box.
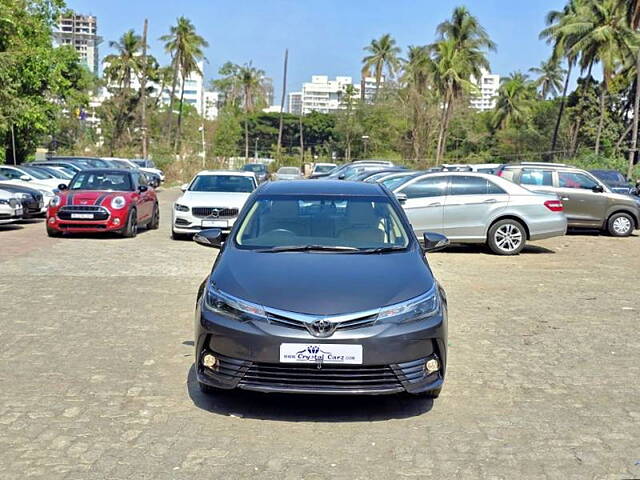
[195,299,447,395]
[173,211,237,235]
[47,208,128,233]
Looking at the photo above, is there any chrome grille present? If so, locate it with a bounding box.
[58,205,109,221]
[192,207,238,218]
[61,205,108,212]
[265,307,378,336]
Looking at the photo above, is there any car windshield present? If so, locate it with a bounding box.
[243,164,266,173]
[278,167,299,175]
[383,175,415,190]
[21,166,53,179]
[314,164,336,174]
[35,167,67,179]
[592,170,625,183]
[189,175,255,193]
[69,172,133,191]
[235,195,410,251]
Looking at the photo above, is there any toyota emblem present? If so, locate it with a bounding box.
[307,319,336,338]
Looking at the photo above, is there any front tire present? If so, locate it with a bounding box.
[607,212,634,237]
[148,204,160,230]
[122,209,138,238]
[487,219,526,255]
[46,226,62,237]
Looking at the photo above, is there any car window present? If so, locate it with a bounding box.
[138,172,148,186]
[278,167,300,175]
[189,175,256,193]
[448,176,505,195]
[520,168,553,186]
[70,172,133,191]
[401,176,448,199]
[235,196,409,250]
[558,172,598,190]
[0,168,22,179]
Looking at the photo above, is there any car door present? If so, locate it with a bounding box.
[555,170,608,227]
[395,175,448,235]
[517,168,555,195]
[137,172,154,220]
[443,175,510,241]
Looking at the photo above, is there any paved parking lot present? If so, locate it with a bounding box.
[1,187,639,479]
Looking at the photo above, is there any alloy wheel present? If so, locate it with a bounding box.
[612,216,632,235]
[494,224,522,253]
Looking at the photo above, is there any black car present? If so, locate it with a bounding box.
[242,163,269,183]
[0,175,44,217]
[193,180,449,398]
[589,169,637,195]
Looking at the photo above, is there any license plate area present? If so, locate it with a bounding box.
[202,219,228,228]
[279,343,363,365]
[71,213,94,219]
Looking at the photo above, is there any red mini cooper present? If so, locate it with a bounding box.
[46,169,159,237]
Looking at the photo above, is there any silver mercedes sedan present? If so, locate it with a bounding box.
[392,172,567,255]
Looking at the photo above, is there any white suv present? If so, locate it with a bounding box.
[172,171,258,240]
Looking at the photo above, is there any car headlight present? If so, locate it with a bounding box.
[50,195,62,207]
[111,196,126,209]
[0,199,8,205]
[175,203,189,212]
[204,285,266,321]
[377,288,440,323]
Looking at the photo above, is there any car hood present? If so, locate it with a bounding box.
[63,190,128,207]
[211,248,434,315]
[179,191,251,208]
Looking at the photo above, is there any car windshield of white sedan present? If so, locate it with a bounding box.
[278,167,300,175]
[189,175,255,193]
[70,172,133,191]
[235,196,409,251]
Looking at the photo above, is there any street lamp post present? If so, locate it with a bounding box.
[255,137,259,160]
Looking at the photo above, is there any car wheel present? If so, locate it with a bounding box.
[122,209,138,238]
[149,204,160,230]
[487,219,526,255]
[607,212,634,237]
[412,387,441,399]
[46,226,62,237]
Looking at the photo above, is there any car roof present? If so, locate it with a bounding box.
[260,180,387,197]
[75,168,133,175]
[196,170,256,177]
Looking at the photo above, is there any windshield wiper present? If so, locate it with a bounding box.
[357,246,407,254]
[255,245,360,253]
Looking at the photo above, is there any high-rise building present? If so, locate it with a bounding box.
[203,91,220,120]
[53,14,102,75]
[287,75,382,115]
[470,70,500,111]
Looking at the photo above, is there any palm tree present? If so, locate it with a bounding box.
[621,0,640,178]
[551,0,636,154]
[361,34,401,99]
[431,6,495,164]
[103,30,143,90]
[215,62,267,160]
[160,17,208,152]
[492,72,536,129]
[529,58,567,99]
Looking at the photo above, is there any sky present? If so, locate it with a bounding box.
[66,0,568,103]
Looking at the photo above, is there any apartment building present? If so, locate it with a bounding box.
[470,70,500,111]
[53,14,102,75]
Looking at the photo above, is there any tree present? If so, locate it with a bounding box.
[432,6,495,163]
[213,61,267,160]
[160,16,208,153]
[335,84,359,161]
[103,30,143,90]
[492,72,537,129]
[529,58,567,99]
[361,33,401,99]
[621,0,640,177]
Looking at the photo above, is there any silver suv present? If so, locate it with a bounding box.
[497,162,640,237]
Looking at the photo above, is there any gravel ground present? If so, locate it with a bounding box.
[0,187,639,480]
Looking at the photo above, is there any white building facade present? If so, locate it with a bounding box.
[470,70,500,111]
[53,14,102,75]
[288,75,382,115]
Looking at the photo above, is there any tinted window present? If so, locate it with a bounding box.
[520,168,553,186]
[243,164,267,173]
[235,196,409,250]
[558,172,598,190]
[189,175,255,193]
[0,168,23,179]
[21,166,53,179]
[278,167,300,175]
[70,172,133,191]
[401,176,448,199]
[448,176,505,195]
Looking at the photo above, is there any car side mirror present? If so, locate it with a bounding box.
[20,175,31,181]
[592,185,604,193]
[180,183,189,192]
[422,232,449,253]
[138,185,148,192]
[194,228,223,249]
[395,192,407,204]
[58,184,68,191]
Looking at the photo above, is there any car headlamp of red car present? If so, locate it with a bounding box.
[111,196,126,209]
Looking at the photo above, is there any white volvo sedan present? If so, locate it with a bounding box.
[393,172,568,255]
[172,170,258,240]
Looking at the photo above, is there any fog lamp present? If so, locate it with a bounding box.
[113,218,121,226]
[425,358,440,374]
[202,354,218,369]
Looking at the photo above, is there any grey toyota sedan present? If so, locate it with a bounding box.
[393,172,568,255]
[193,180,449,398]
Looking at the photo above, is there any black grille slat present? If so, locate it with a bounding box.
[58,205,109,221]
[266,312,378,333]
[192,207,238,218]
